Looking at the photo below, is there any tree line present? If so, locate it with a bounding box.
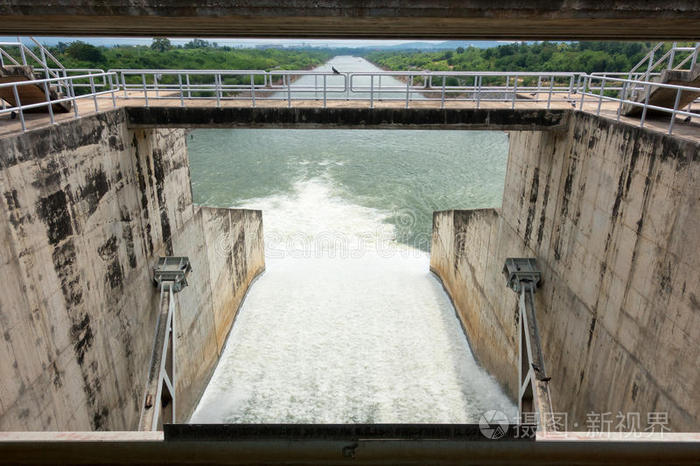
[364,42,682,74]
[48,39,333,73]
[42,39,688,78]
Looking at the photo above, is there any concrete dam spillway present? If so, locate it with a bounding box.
[187,127,515,423]
[0,53,698,445]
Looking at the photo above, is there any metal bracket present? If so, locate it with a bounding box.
[153,256,192,292]
[140,256,191,431]
[503,258,555,433]
[503,258,541,293]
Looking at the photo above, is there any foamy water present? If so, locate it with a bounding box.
[189,56,514,423]
[190,177,516,423]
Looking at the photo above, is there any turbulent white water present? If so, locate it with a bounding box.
[189,56,515,423]
[190,176,517,423]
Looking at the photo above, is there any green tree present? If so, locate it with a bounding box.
[65,41,104,62]
[456,47,465,54]
[184,38,210,49]
[150,38,172,52]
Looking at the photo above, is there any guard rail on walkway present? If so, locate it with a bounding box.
[0,69,698,136]
[0,71,118,131]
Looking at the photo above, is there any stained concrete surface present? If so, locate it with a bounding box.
[0,1,699,39]
[431,111,700,431]
[0,109,264,429]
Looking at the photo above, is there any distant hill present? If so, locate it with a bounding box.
[373,41,507,51]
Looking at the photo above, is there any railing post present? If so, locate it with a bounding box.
[616,82,627,122]
[476,76,482,109]
[17,37,26,65]
[39,46,50,80]
[441,75,446,109]
[216,74,221,108]
[596,77,606,116]
[668,88,682,135]
[512,75,518,110]
[405,74,411,109]
[43,81,55,125]
[370,75,374,109]
[287,74,291,108]
[251,74,256,107]
[323,74,327,108]
[186,74,191,99]
[12,84,26,132]
[178,74,184,107]
[579,75,587,109]
[669,42,677,69]
[90,75,98,112]
[109,74,117,108]
[645,48,655,82]
[121,72,128,99]
[691,42,700,70]
[70,79,79,118]
[547,75,553,109]
[142,73,149,107]
[640,83,652,129]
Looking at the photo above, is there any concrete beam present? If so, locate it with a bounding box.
[0,1,699,40]
[125,107,569,131]
[0,429,699,465]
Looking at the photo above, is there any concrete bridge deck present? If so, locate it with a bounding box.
[1,95,698,142]
[1,1,699,40]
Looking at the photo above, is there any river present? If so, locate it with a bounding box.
[188,56,516,423]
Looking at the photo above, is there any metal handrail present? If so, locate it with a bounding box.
[580,74,700,134]
[628,42,700,83]
[0,71,119,132]
[0,38,62,80]
[1,69,698,136]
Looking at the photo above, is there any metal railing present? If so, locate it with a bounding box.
[579,74,699,134]
[0,37,65,80]
[110,68,583,110]
[348,71,580,109]
[0,71,118,131]
[110,69,347,108]
[628,42,700,82]
[0,67,698,136]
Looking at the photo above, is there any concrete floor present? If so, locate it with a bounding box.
[0,94,698,142]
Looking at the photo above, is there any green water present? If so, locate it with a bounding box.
[188,57,517,424]
[188,128,509,251]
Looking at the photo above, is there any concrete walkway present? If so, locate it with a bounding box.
[1,93,698,142]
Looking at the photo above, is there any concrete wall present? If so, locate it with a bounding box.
[1,1,699,40]
[431,111,699,431]
[0,110,264,430]
[126,107,568,131]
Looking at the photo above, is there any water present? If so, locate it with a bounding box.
[188,57,516,424]
[277,55,425,101]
